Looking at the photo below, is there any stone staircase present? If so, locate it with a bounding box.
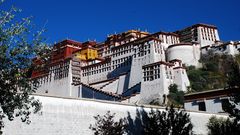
[99,78,119,90]
[80,82,121,100]
[120,82,141,103]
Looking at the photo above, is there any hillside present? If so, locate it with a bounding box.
[187,52,240,92]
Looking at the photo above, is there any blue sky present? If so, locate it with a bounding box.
[2,0,240,44]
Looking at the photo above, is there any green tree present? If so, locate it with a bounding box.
[187,68,210,91]
[168,84,184,107]
[144,105,193,135]
[207,116,240,135]
[206,54,240,135]
[89,111,128,135]
[187,53,240,92]
[0,2,50,133]
[225,54,240,120]
[0,114,3,134]
[227,57,240,88]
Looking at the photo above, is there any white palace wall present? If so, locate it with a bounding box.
[34,61,73,97]
[167,44,201,67]
[3,95,228,135]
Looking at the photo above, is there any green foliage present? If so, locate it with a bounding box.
[207,116,240,135]
[187,68,211,91]
[89,111,128,135]
[144,105,193,135]
[93,107,193,135]
[228,96,240,121]
[0,112,3,135]
[235,54,240,64]
[0,2,50,133]
[187,53,240,92]
[168,84,184,107]
[216,59,240,135]
[227,61,240,88]
[169,84,178,93]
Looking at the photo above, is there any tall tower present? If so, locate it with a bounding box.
[175,23,220,47]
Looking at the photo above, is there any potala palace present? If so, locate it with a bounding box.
[31,23,240,105]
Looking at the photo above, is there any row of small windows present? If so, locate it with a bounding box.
[112,56,132,65]
[201,28,216,41]
[133,50,150,58]
[47,63,70,80]
[143,65,161,81]
[112,44,133,53]
[132,42,152,58]
[83,55,132,72]
[110,38,135,46]
[112,60,131,70]
[102,40,155,59]
[112,42,150,58]
[82,56,132,76]
[143,65,174,81]
[154,43,163,54]
[53,66,69,74]
[165,66,172,79]
[112,49,133,57]
[83,67,111,76]
[72,76,81,83]
[49,62,70,70]
[54,69,69,80]
[159,35,179,44]
[101,44,133,56]
[33,74,52,87]
[50,64,69,80]
[72,69,81,76]
[33,62,71,86]
[82,62,111,72]
[134,43,151,53]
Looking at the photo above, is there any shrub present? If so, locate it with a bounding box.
[168,84,184,107]
[0,113,3,135]
[207,116,240,135]
[89,111,128,135]
[144,105,193,135]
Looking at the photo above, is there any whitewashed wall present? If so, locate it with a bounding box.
[2,95,228,135]
[167,44,201,67]
[173,68,190,92]
[197,27,220,48]
[201,42,240,56]
[35,61,73,97]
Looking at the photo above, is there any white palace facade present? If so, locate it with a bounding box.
[31,23,240,104]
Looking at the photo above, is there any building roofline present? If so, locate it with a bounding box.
[107,29,149,38]
[111,36,161,50]
[169,59,182,63]
[142,61,174,68]
[173,66,186,70]
[152,31,179,37]
[30,94,229,115]
[191,23,217,29]
[201,45,211,49]
[54,39,82,47]
[175,23,217,33]
[81,57,111,69]
[168,42,194,49]
[184,87,240,102]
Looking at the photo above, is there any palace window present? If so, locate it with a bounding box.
[143,64,161,81]
[198,101,206,111]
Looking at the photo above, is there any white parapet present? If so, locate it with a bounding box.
[3,95,228,135]
[167,43,201,67]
